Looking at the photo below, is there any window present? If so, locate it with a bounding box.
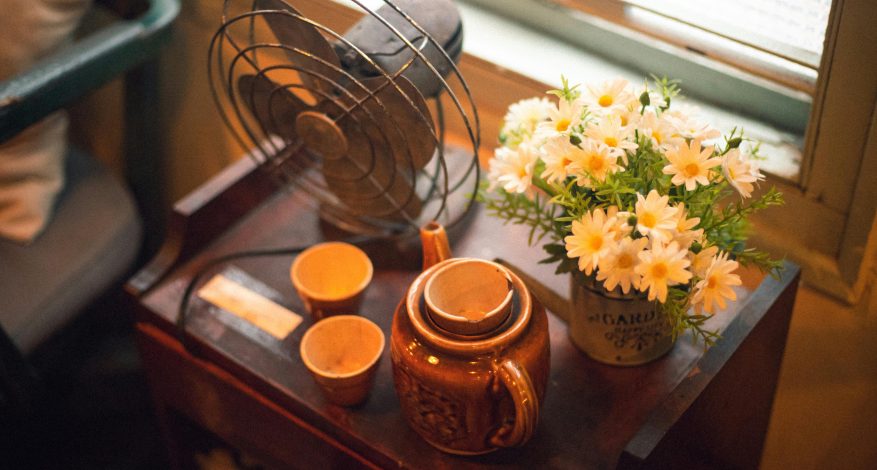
[606,0,830,90]
[625,0,830,65]
[462,0,819,179]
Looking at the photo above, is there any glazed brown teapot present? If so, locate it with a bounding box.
[390,222,550,455]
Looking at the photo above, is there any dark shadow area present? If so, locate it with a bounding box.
[4,294,167,470]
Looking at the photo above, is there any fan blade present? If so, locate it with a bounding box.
[336,0,462,98]
[317,75,438,221]
[321,142,423,221]
[340,76,436,170]
[318,95,423,221]
[255,0,346,97]
[237,74,308,142]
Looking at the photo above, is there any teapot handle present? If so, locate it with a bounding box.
[489,359,538,448]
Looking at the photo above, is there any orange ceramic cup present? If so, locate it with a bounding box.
[290,242,373,321]
[299,315,385,406]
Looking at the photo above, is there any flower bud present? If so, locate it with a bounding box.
[569,134,582,146]
[690,241,702,254]
[727,137,743,149]
[627,215,638,226]
[639,91,650,107]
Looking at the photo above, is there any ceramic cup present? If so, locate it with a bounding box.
[291,242,373,321]
[423,259,514,336]
[299,315,385,406]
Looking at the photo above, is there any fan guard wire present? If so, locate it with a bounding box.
[207,0,481,238]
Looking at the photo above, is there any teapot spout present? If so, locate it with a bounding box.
[420,222,452,270]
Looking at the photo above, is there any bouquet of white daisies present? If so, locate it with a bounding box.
[480,76,783,344]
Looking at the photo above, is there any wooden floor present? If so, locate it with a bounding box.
[761,283,877,469]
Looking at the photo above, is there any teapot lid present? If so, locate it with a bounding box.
[405,258,532,355]
[423,259,514,336]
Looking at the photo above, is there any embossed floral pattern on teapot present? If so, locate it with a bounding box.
[390,222,550,455]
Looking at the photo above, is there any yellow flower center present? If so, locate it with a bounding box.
[588,235,604,251]
[652,130,663,144]
[707,275,718,289]
[604,136,618,147]
[598,95,613,107]
[588,156,605,172]
[561,157,572,168]
[650,262,668,279]
[617,253,633,269]
[518,167,528,178]
[556,118,571,132]
[620,115,629,126]
[640,212,657,228]
[684,163,701,177]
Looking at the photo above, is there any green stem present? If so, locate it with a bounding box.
[531,175,558,197]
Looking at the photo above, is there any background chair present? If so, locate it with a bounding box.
[0,0,180,448]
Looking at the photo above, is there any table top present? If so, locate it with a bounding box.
[136,167,797,469]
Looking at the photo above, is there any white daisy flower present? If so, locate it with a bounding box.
[596,236,648,294]
[606,205,631,241]
[633,190,678,241]
[635,240,693,303]
[615,94,643,128]
[671,202,703,249]
[539,135,578,184]
[689,244,719,278]
[503,97,553,137]
[665,109,722,142]
[722,148,764,198]
[662,140,722,191]
[584,114,638,163]
[536,97,584,140]
[582,78,634,115]
[564,208,616,275]
[568,139,623,188]
[638,109,683,151]
[692,251,741,314]
[487,144,538,194]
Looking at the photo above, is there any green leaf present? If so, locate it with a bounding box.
[547,74,581,102]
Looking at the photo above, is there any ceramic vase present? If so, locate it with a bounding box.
[568,274,674,366]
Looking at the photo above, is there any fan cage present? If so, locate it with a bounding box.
[208,0,481,237]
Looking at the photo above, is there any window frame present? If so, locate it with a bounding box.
[783,0,877,301]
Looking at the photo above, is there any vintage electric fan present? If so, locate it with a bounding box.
[208,0,480,237]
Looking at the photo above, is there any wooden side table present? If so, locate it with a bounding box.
[127,157,800,469]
